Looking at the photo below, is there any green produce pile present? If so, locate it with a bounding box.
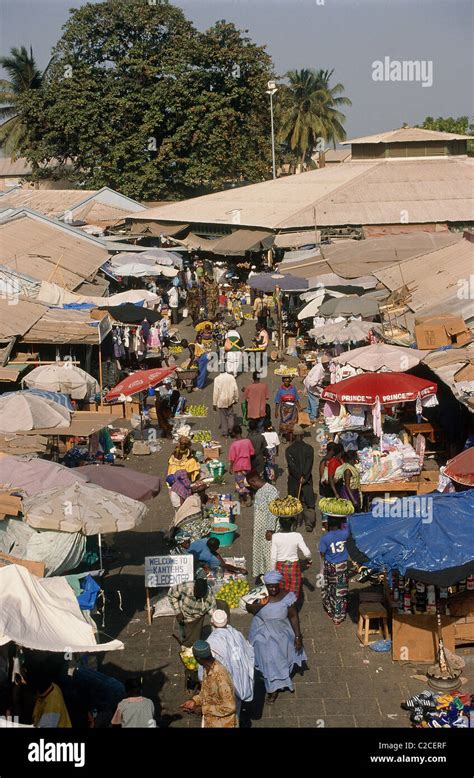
[193,430,212,443]
[268,496,303,516]
[180,647,198,671]
[318,497,355,515]
[187,405,208,417]
[216,579,250,608]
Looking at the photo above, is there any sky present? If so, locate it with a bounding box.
[1,0,473,139]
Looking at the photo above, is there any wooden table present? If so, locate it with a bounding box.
[361,476,438,507]
[403,422,441,444]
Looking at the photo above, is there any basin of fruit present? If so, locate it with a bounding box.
[216,579,250,609]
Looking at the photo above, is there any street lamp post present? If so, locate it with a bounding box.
[266,80,278,180]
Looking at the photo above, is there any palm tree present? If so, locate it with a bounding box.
[0,46,43,159]
[276,68,351,168]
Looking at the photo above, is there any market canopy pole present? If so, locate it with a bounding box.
[275,284,284,359]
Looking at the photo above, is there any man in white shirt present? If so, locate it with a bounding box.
[168,285,179,324]
[303,361,325,425]
[213,371,239,437]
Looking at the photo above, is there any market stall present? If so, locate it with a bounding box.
[349,490,474,667]
[320,372,439,502]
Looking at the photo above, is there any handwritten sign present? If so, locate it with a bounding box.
[145,555,194,588]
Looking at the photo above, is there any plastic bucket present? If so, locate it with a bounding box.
[210,522,238,547]
[207,460,225,478]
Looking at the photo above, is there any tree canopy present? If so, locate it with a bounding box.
[0,46,44,158]
[275,68,351,167]
[18,0,274,198]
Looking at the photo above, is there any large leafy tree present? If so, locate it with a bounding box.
[276,68,351,167]
[416,116,474,155]
[18,0,273,198]
[0,46,44,158]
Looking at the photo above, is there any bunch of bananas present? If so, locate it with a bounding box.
[319,497,355,516]
[269,496,303,517]
[193,430,212,443]
[169,345,183,354]
[216,579,250,608]
[179,647,198,671]
[187,405,208,417]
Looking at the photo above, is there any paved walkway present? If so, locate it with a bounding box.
[98,315,473,728]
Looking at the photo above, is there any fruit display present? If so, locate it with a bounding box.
[274,366,298,377]
[216,579,250,608]
[187,405,208,417]
[268,496,303,516]
[193,430,212,443]
[169,345,183,354]
[179,646,198,671]
[318,497,355,516]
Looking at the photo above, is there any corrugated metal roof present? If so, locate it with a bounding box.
[126,158,474,230]
[0,186,146,224]
[343,127,472,144]
[0,299,46,341]
[374,237,474,320]
[320,231,462,276]
[0,211,108,290]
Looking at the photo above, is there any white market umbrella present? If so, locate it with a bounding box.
[23,363,99,400]
[107,289,161,306]
[110,262,178,278]
[0,393,71,433]
[297,289,326,320]
[23,480,148,569]
[334,343,429,372]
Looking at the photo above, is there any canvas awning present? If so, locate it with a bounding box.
[22,309,112,345]
[0,300,46,341]
[129,220,189,237]
[183,229,274,255]
[0,564,123,652]
[274,232,318,248]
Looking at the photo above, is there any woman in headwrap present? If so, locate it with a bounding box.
[167,441,201,483]
[186,286,201,326]
[246,570,306,704]
[274,375,301,441]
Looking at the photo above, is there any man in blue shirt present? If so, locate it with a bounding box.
[188,538,247,576]
[319,516,350,626]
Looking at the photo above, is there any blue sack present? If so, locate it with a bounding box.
[77,575,101,610]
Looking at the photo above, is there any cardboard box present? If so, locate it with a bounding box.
[203,444,221,461]
[392,613,456,662]
[414,315,472,350]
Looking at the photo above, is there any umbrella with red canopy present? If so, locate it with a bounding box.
[105,367,176,402]
[444,448,474,487]
[321,372,437,406]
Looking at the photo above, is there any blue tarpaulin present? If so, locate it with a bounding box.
[349,490,474,581]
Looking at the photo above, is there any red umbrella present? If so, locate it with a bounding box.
[444,448,474,487]
[321,372,437,406]
[105,367,176,402]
